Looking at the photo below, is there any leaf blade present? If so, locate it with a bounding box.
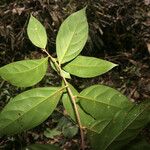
[79,85,133,120]
[0,87,64,136]
[27,15,47,49]
[0,57,48,87]
[88,100,150,150]
[56,8,88,64]
[63,56,117,78]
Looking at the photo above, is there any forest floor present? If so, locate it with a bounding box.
[0,0,150,149]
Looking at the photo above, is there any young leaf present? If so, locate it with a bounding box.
[0,57,48,87]
[0,87,64,136]
[50,61,57,72]
[63,56,117,78]
[78,85,133,120]
[26,144,60,150]
[60,70,71,79]
[27,15,47,49]
[88,100,150,150]
[56,7,88,64]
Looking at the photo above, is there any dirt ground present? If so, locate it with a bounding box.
[0,0,150,149]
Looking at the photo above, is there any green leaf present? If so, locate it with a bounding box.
[44,128,61,139]
[60,70,71,79]
[78,85,133,120]
[27,15,47,49]
[0,87,64,136]
[125,139,150,150]
[56,116,78,138]
[62,83,95,127]
[0,57,48,87]
[88,100,150,150]
[50,61,57,72]
[62,123,78,138]
[62,84,111,134]
[63,56,117,78]
[56,7,88,64]
[78,85,150,149]
[26,144,60,150]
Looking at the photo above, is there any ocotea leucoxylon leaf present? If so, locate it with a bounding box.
[63,56,117,78]
[27,15,47,49]
[0,57,48,87]
[56,7,88,64]
[0,87,64,136]
[77,85,150,150]
[88,100,150,150]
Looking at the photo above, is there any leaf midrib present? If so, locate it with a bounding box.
[59,21,78,63]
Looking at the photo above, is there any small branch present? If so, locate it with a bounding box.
[42,49,85,150]
[62,76,85,150]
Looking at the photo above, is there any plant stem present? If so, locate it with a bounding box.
[62,77,85,150]
[42,49,85,150]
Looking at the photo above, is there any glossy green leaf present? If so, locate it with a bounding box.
[78,85,133,120]
[27,15,47,49]
[26,144,60,150]
[56,8,88,64]
[0,87,64,136]
[62,83,95,127]
[0,57,48,87]
[88,100,150,150]
[63,56,117,78]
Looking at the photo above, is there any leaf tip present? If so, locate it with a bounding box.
[83,6,88,10]
[113,63,118,67]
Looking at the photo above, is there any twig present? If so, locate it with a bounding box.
[42,49,85,150]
